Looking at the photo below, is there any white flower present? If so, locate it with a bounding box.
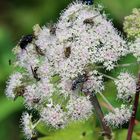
[35,26,57,52]
[82,71,104,93]
[6,1,135,136]
[37,78,54,100]
[66,96,93,120]
[104,105,132,127]
[24,84,40,109]
[13,44,39,71]
[41,104,67,128]
[56,2,128,71]
[115,72,136,102]
[129,38,140,61]
[58,78,73,98]
[21,112,35,140]
[5,72,23,99]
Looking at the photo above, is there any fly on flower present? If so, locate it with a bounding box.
[32,98,40,104]
[83,14,99,25]
[14,85,25,100]
[35,45,45,56]
[31,66,41,81]
[50,25,56,35]
[19,34,33,50]
[64,47,71,58]
[71,74,88,90]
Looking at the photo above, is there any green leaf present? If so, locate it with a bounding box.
[38,118,98,140]
[36,122,54,136]
[0,97,23,122]
[96,0,140,24]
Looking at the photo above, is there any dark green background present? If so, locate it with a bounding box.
[0,0,140,140]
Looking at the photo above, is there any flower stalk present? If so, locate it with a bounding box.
[126,72,140,140]
[89,93,112,139]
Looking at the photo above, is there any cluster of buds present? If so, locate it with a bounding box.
[5,1,140,139]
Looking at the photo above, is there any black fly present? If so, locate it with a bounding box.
[19,34,45,56]
[31,66,41,81]
[82,0,93,5]
[19,34,33,50]
[71,74,88,90]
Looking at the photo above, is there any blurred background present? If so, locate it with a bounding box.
[0,0,140,140]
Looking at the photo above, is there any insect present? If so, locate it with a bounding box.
[14,85,25,100]
[82,0,93,5]
[126,96,133,103]
[19,34,33,50]
[83,17,94,25]
[64,47,71,58]
[35,45,45,56]
[83,14,99,25]
[32,98,40,103]
[71,74,88,90]
[18,34,45,56]
[50,26,56,35]
[31,66,41,81]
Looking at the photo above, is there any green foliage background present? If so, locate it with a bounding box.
[0,0,140,140]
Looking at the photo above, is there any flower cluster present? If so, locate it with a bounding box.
[115,72,136,102]
[66,96,93,120]
[41,104,67,129]
[104,105,132,127]
[6,72,23,99]
[129,38,140,61]
[124,8,140,39]
[5,1,138,139]
[21,112,36,139]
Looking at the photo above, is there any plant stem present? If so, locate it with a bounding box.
[89,93,112,139]
[98,72,116,81]
[99,92,115,113]
[126,73,140,140]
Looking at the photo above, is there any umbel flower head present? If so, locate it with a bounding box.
[124,8,140,39]
[115,72,136,102]
[104,105,132,128]
[5,1,137,139]
[124,8,140,62]
[129,37,140,61]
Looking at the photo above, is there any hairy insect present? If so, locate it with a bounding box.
[14,85,25,100]
[19,34,33,50]
[71,74,88,90]
[31,66,41,81]
[64,47,71,58]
